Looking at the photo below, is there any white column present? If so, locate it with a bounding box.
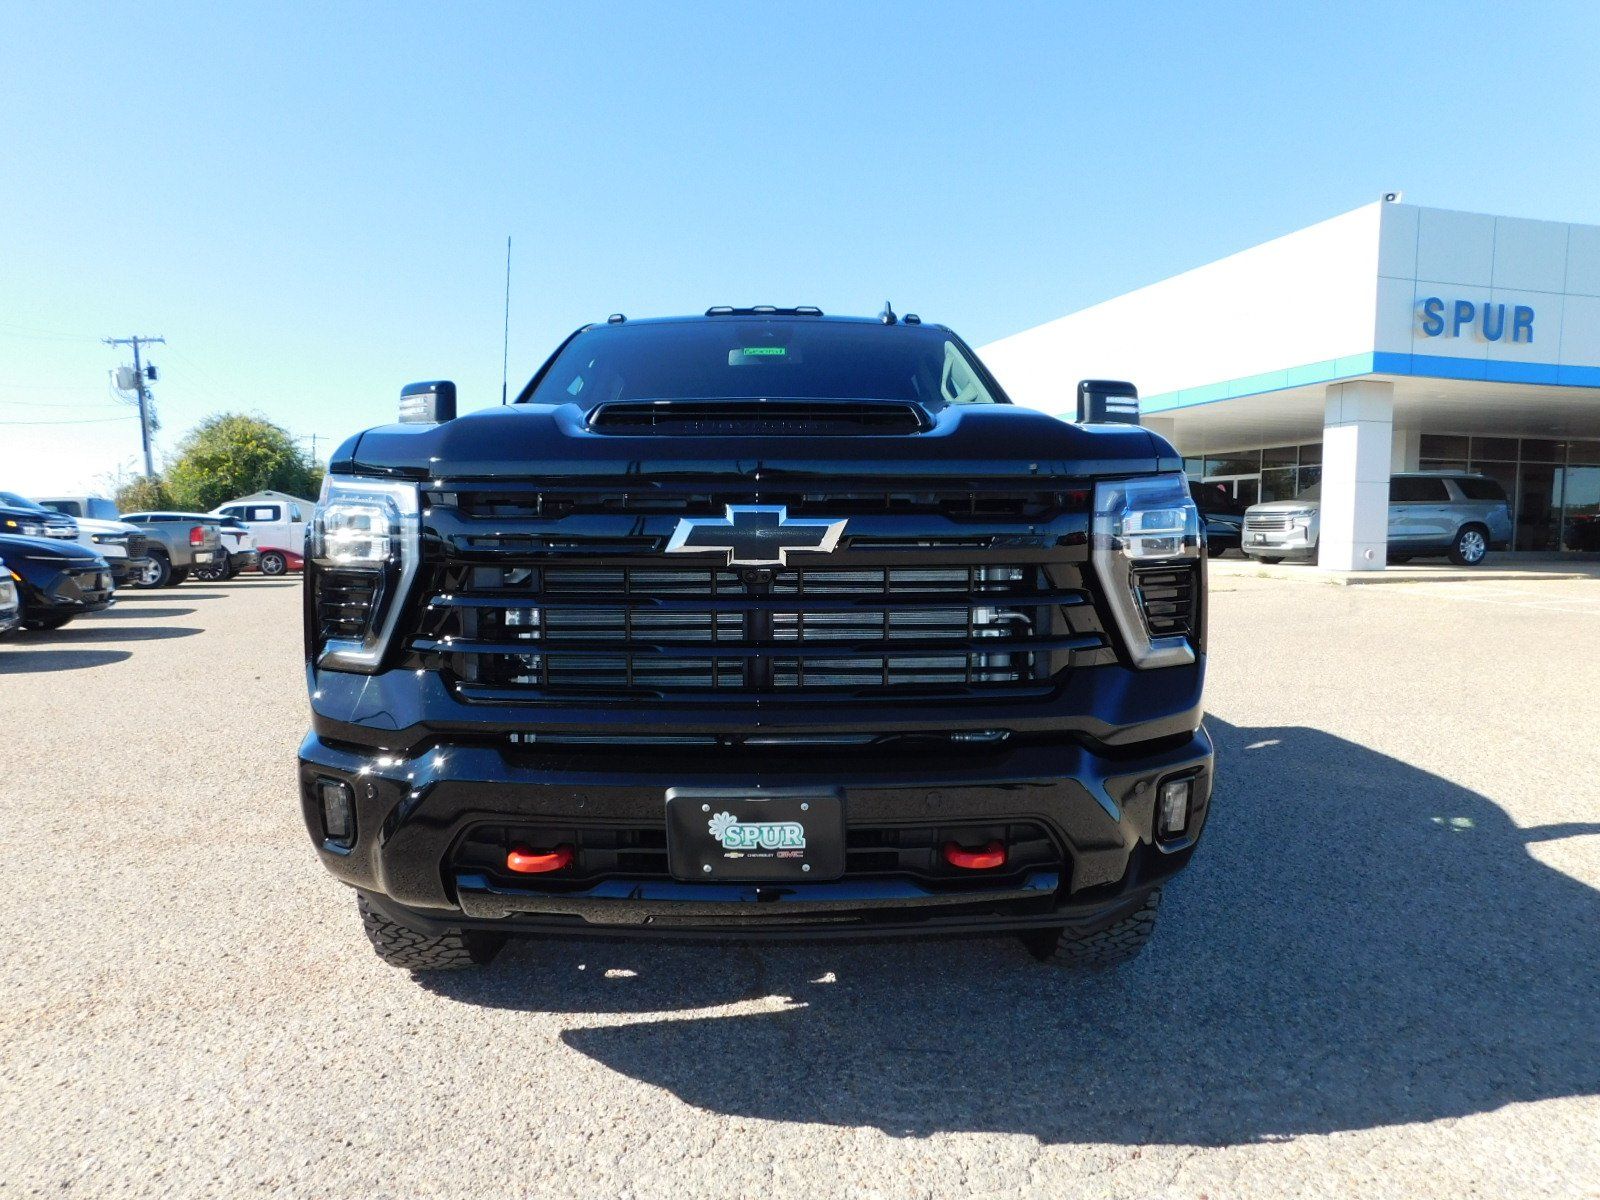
[1318,380,1393,572]
[1391,427,1421,472]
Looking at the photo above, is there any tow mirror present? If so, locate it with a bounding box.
[399,380,457,424]
[1077,379,1140,426]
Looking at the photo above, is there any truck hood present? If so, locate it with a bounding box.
[333,402,1175,482]
[73,517,143,536]
[1246,499,1320,514]
[0,534,106,565]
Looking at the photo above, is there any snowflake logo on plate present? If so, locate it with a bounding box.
[708,811,739,842]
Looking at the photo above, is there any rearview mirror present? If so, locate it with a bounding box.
[1076,379,1140,425]
[399,380,457,424]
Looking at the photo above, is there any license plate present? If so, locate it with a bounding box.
[194,552,213,563]
[1253,533,1267,543]
[666,790,845,882]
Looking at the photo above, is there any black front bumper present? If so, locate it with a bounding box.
[17,563,115,618]
[299,727,1213,941]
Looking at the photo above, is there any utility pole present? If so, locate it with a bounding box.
[104,335,165,476]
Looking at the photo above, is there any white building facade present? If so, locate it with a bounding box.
[981,199,1600,567]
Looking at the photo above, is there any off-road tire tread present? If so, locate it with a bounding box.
[1039,888,1162,969]
[357,894,502,971]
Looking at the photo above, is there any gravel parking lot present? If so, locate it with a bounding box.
[3,572,1597,1199]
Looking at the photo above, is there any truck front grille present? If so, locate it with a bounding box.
[123,534,148,559]
[1243,512,1290,533]
[409,481,1112,703]
[416,563,1102,698]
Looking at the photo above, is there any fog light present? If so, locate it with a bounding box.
[318,778,355,846]
[1158,778,1192,836]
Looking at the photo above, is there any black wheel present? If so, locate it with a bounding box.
[259,551,287,576]
[1256,555,1284,565]
[1448,524,1489,567]
[192,553,229,582]
[357,893,505,972]
[169,568,190,585]
[1023,888,1162,969]
[135,549,171,588]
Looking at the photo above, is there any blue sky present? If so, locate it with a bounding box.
[5,1,1600,495]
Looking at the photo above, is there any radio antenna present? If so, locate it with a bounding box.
[500,235,513,405]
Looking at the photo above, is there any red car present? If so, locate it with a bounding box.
[256,546,304,576]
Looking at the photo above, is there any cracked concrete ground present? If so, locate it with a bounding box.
[1,570,1596,1198]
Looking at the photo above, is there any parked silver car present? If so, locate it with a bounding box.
[1241,471,1514,566]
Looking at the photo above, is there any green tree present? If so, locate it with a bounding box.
[113,474,173,513]
[164,414,320,512]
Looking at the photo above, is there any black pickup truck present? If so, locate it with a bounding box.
[300,309,1213,973]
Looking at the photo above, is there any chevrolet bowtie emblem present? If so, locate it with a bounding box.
[664,505,847,566]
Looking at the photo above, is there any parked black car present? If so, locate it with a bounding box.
[300,309,1213,974]
[1189,481,1245,556]
[0,491,79,543]
[0,535,115,629]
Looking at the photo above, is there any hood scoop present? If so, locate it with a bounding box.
[586,398,931,436]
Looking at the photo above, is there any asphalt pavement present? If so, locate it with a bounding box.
[2,570,1597,1199]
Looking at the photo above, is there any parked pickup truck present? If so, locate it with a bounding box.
[300,307,1214,975]
[119,511,223,587]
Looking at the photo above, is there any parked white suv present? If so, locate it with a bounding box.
[1241,472,1515,566]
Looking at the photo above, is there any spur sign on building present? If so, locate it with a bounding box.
[1419,297,1535,343]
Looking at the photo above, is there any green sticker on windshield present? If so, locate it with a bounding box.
[741,346,787,356]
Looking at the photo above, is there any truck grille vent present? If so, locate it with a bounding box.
[1131,563,1199,640]
[124,534,148,559]
[316,568,381,641]
[586,399,929,436]
[1243,512,1291,533]
[433,483,1087,522]
[414,563,1104,700]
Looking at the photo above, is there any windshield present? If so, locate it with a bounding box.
[1295,481,1321,501]
[520,320,1007,409]
[0,491,50,513]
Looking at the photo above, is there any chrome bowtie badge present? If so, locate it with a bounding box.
[664,505,846,566]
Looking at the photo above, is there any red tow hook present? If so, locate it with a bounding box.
[941,840,1007,870]
[506,844,575,874]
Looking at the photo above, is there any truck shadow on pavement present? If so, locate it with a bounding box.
[25,624,202,644]
[0,648,131,673]
[423,718,1600,1145]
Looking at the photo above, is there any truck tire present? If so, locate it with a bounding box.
[259,551,287,576]
[169,568,190,585]
[1448,524,1489,566]
[357,893,505,971]
[1024,888,1162,969]
[136,549,172,588]
[192,553,228,582]
[1256,556,1284,565]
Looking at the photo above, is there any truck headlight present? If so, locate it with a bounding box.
[310,476,421,672]
[1092,472,1201,669]
[4,519,47,537]
[0,578,15,608]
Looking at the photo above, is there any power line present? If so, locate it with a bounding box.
[103,335,164,476]
[0,414,138,426]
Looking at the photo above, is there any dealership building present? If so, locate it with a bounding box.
[981,198,1600,568]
